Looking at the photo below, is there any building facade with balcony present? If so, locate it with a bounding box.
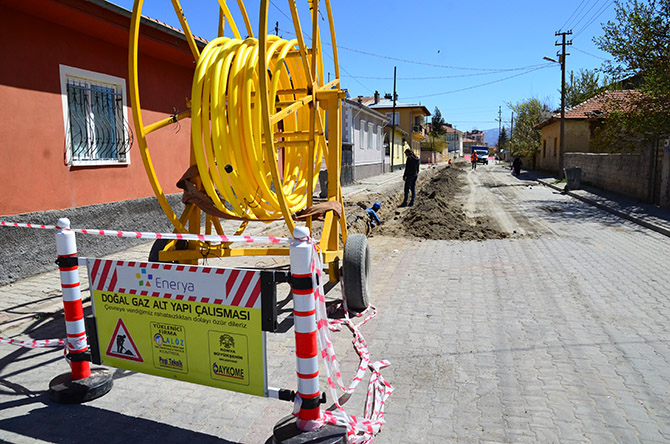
[361,91,430,168]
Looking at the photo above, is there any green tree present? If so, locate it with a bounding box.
[507,98,551,166]
[498,126,509,150]
[594,0,670,147]
[426,107,447,153]
[565,69,603,108]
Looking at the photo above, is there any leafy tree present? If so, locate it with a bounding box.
[507,98,551,166]
[594,0,670,146]
[498,126,509,150]
[426,107,447,153]
[565,69,603,108]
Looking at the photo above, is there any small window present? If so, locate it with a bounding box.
[553,137,558,157]
[377,125,382,149]
[368,122,374,149]
[385,112,399,126]
[60,65,131,166]
[360,119,366,149]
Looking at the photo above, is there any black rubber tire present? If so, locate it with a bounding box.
[148,239,188,263]
[342,234,371,312]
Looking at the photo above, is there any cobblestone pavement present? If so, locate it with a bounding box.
[1,163,670,443]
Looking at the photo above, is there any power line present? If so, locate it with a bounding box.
[279,26,554,74]
[574,1,614,37]
[269,19,376,94]
[572,45,609,60]
[340,65,375,95]
[341,64,550,81]
[332,45,550,72]
[404,65,553,100]
[571,0,608,33]
[269,0,292,21]
[561,0,589,31]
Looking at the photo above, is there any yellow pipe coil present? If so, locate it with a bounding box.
[191,35,325,221]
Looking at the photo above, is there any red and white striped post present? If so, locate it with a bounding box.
[55,218,90,380]
[49,217,113,403]
[290,226,322,431]
[272,227,346,443]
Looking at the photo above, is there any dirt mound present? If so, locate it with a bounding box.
[347,163,508,241]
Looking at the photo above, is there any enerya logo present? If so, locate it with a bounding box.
[153,276,195,293]
[136,268,153,287]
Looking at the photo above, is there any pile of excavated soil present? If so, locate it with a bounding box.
[345,161,508,241]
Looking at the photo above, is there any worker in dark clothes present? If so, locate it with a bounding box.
[400,149,420,207]
[512,156,522,176]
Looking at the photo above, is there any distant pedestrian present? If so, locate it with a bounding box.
[400,149,420,207]
[471,150,478,170]
[512,156,522,176]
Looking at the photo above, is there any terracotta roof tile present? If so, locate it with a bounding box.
[535,90,640,129]
[561,90,639,119]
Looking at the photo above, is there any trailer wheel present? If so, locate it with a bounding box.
[342,234,371,312]
[148,239,188,263]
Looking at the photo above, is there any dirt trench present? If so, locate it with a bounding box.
[344,160,509,241]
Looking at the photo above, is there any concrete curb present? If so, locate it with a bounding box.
[537,179,670,239]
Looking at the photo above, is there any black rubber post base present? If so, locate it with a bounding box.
[272,415,347,444]
[49,368,113,404]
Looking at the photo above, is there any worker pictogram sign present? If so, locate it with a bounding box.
[106,318,143,362]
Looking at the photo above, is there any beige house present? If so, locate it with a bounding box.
[361,92,430,168]
[534,90,638,173]
[462,137,480,155]
[384,126,410,171]
[445,124,464,157]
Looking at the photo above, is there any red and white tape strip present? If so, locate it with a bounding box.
[0,336,65,348]
[292,239,393,444]
[1,221,292,244]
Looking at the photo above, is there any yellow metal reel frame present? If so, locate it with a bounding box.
[128,0,347,272]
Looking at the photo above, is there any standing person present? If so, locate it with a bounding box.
[400,149,420,207]
[512,156,522,176]
[471,150,478,170]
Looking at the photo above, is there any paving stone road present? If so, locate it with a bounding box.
[1,163,669,443]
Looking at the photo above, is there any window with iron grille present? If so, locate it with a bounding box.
[59,65,131,166]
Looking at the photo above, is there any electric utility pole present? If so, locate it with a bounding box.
[555,30,572,176]
[390,66,397,171]
[497,105,502,148]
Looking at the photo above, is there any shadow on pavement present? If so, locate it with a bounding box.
[0,403,238,444]
[0,308,246,444]
[527,198,647,232]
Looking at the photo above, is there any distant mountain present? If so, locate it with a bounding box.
[483,128,499,146]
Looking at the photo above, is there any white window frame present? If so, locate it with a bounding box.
[385,112,400,126]
[59,65,130,166]
[359,119,366,150]
[367,122,374,149]
[377,125,382,150]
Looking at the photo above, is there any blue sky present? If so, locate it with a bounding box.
[112,0,617,139]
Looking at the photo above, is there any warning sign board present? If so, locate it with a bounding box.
[88,259,267,397]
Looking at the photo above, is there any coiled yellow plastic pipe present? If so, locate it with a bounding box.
[191,35,325,221]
